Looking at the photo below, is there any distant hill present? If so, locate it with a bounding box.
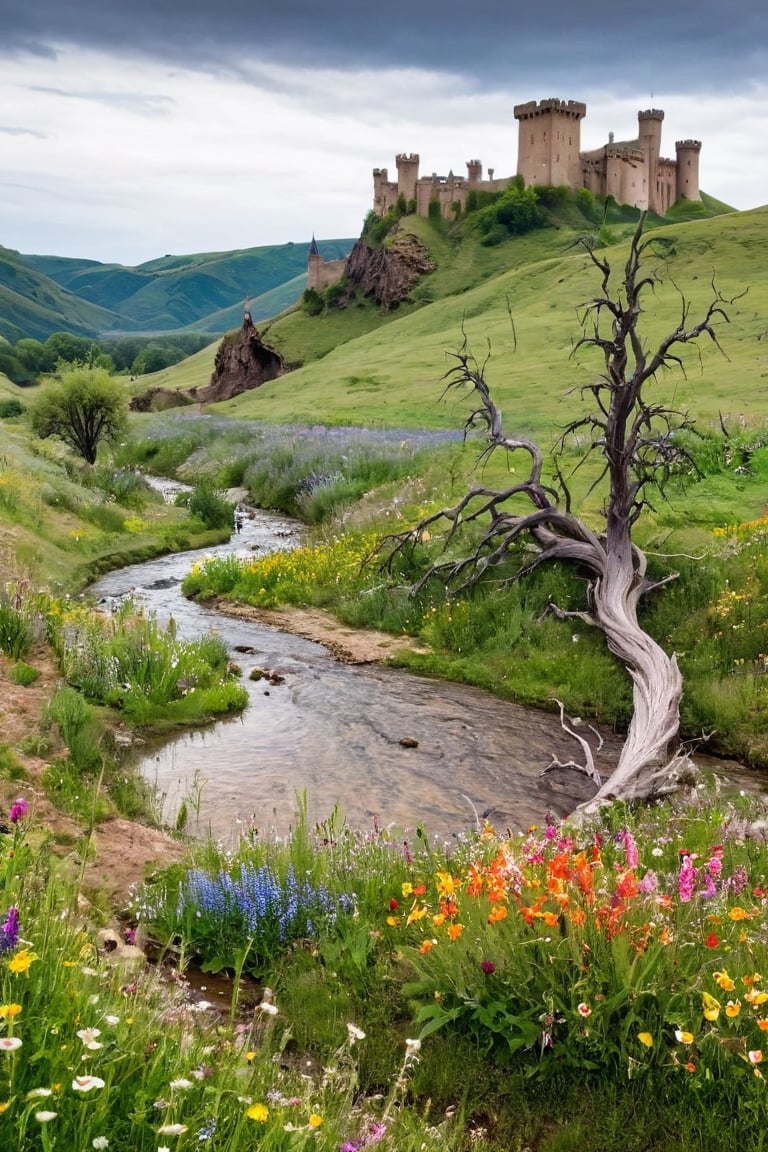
[0,246,122,342]
[14,239,355,337]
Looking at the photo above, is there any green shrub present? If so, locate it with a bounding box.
[178,480,234,530]
[9,661,40,686]
[0,397,25,418]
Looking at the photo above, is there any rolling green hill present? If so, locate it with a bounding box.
[136,206,768,445]
[0,247,123,342]
[16,239,355,335]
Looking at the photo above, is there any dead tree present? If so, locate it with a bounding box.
[379,214,738,807]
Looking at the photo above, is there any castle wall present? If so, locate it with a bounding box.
[307,255,347,293]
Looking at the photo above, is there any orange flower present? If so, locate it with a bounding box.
[616,871,638,900]
[729,907,751,922]
[570,907,587,927]
[756,1019,768,1032]
[541,911,560,928]
[447,923,464,941]
[487,905,508,925]
[418,939,435,955]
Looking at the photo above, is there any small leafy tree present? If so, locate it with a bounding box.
[30,365,128,465]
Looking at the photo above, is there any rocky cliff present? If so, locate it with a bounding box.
[189,315,286,404]
[343,228,435,311]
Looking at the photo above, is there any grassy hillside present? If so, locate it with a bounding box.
[0,246,122,342]
[139,207,768,444]
[16,239,355,335]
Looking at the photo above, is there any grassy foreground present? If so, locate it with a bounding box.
[4,785,768,1150]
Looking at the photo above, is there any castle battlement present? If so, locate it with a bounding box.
[676,139,702,152]
[638,109,665,121]
[395,153,419,165]
[514,98,586,121]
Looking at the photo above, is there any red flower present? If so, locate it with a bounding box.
[389,898,399,911]
[704,931,720,948]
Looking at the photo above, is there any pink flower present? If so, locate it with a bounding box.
[8,799,28,824]
[577,1003,592,1018]
[623,831,639,870]
[638,871,658,894]
[678,855,697,903]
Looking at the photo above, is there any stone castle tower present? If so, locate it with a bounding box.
[372,97,701,221]
[307,235,347,292]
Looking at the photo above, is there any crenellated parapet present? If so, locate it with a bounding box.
[638,108,665,122]
[514,98,586,121]
[676,139,702,152]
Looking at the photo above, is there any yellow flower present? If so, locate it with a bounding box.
[245,1051,256,1062]
[725,1000,742,1018]
[308,1114,323,1128]
[746,991,768,1006]
[0,1102,9,1113]
[702,992,721,1022]
[714,970,736,992]
[406,905,428,926]
[675,1030,695,1045]
[246,1103,269,1122]
[637,1033,654,1048]
[8,950,38,977]
[435,871,459,897]
[0,1005,22,1019]
[729,907,751,922]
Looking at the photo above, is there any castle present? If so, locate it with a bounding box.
[372,98,702,221]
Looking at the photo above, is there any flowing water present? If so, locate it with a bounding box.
[89,491,763,843]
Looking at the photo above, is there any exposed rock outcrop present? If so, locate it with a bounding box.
[344,228,435,311]
[129,387,193,413]
[189,315,286,405]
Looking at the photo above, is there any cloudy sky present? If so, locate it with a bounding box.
[1,1,767,266]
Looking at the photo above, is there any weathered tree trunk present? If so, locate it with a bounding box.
[588,562,683,803]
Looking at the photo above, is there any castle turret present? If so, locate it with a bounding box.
[466,159,483,186]
[637,109,664,212]
[675,139,702,202]
[396,153,420,204]
[514,98,586,188]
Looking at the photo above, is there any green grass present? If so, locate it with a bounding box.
[144,207,768,441]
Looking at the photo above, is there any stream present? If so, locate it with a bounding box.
[89,486,762,843]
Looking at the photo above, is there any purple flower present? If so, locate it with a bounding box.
[728,865,749,896]
[0,907,20,952]
[638,870,658,894]
[699,872,717,899]
[481,960,496,975]
[8,799,27,824]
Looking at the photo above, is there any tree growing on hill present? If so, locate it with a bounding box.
[379,215,737,808]
[30,365,128,465]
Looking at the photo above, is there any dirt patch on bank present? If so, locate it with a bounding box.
[212,601,428,664]
[0,650,185,905]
